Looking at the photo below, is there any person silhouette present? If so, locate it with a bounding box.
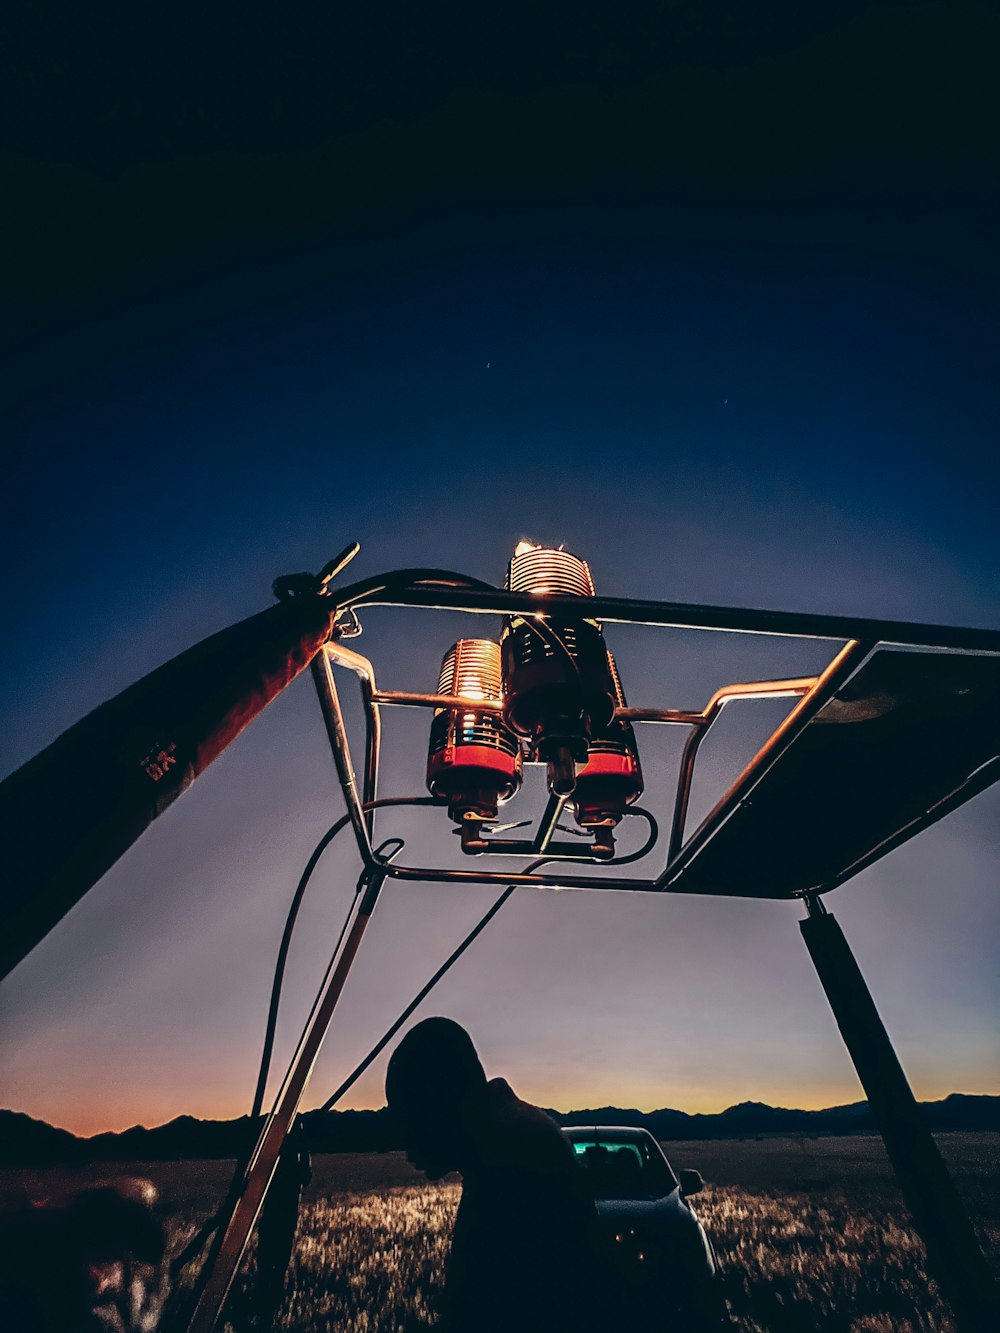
[385,1016,609,1332]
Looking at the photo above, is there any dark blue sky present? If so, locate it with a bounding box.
[2,3,998,1131]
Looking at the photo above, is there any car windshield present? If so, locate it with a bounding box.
[568,1135,677,1201]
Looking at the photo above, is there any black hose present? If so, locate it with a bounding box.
[316,884,517,1112]
[604,807,659,866]
[333,567,582,684]
[170,795,441,1282]
[333,568,499,611]
[249,796,441,1122]
[314,812,659,1115]
[172,805,658,1281]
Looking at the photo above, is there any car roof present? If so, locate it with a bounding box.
[562,1125,656,1143]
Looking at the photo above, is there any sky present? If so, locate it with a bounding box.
[2,3,998,1136]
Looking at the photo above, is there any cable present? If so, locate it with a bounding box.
[249,796,440,1122]
[519,615,583,685]
[172,805,658,1280]
[316,885,512,1111]
[331,566,582,684]
[309,813,658,1120]
[248,819,353,1123]
[170,795,441,1282]
[603,807,659,866]
[333,568,500,611]
[315,856,555,1114]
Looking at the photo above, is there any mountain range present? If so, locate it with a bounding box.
[3,1094,997,1165]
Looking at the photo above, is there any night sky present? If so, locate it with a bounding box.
[2,4,998,1135]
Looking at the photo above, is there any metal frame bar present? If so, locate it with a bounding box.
[321,642,382,824]
[800,895,999,1331]
[316,580,1000,897]
[332,581,1000,652]
[320,627,865,894]
[187,572,999,1333]
[317,588,998,1327]
[656,639,872,889]
[356,666,824,875]
[318,663,824,887]
[319,585,1000,873]
[664,675,819,863]
[186,864,392,1333]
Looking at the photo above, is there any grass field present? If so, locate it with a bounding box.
[4,1133,998,1331]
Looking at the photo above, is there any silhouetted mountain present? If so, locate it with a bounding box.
[83,1114,258,1162]
[0,1109,81,1165]
[3,1094,997,1165]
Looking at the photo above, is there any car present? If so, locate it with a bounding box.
[563,1125,729,1329]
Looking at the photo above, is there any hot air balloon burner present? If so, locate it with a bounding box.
[426,639,523,823]
[500,544,618,797]
[572,652,644,829]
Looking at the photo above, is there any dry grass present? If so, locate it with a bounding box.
[167,1177,992,1333]
[7,1134,998,1331]
[703,1185,957,1332]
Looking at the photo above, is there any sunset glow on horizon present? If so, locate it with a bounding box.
[26,1069,1000,1141]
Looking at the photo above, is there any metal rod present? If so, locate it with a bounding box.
[372,689,705,725]
[370,676,818,724]
[362,680,381,825]
[799,899,998,1331]
[339,668,825,892]
[318,885,520,1113]
[464,837,610,860]
[372,688,506,713]
[533,793,568,853]
[186,868,390,1333]
[310,648,375,864]
[336,584,1000,654]
[316,541,361,589]
[699,676,818,710]
[325,642,382,828]
[669,725,709,864]
[316,850,555,1116]
[666,677,817,862]
[383,860,654,891]
[321,639,844,893]
[657,640,872,889]
[618,707,728,725]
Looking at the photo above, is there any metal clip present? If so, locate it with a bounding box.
[333,608,363,638]
[273,542,361,603]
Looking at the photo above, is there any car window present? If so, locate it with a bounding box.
[569,1137,677,1200]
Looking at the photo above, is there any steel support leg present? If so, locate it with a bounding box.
[186,866,389,1333]
[800,895,997,1331]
